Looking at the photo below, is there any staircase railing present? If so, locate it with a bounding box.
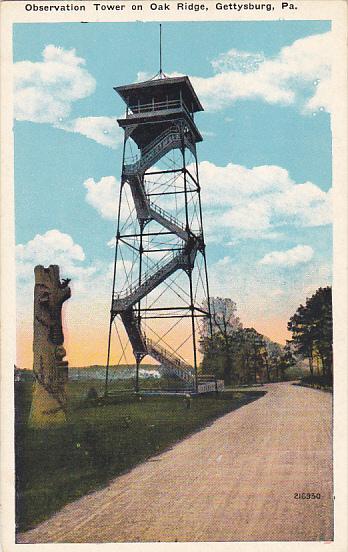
[142,126,179,156]
[113,250,191,314]
[123,128,194,176]
[114,250,175,300]
[149,201,186,232]
[124,130,180,175]
[146,338,194,379]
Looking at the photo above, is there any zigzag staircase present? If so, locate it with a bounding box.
[146,338,194,383]
[113,243,199,313]
[123,127,195,177]
[113,124,200,385]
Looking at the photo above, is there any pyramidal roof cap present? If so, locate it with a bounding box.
[114,75,204,113]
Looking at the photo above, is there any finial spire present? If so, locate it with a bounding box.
[159,24,163,77]
[150,24,166,80]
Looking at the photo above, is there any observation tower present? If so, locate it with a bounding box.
[105,71,213,394]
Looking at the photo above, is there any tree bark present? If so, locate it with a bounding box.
[309,355,313,376]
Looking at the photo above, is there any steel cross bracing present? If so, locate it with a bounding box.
[106,79,212,393]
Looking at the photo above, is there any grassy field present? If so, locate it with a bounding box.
[15,381,265,533]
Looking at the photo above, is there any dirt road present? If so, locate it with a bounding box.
[17,382,333,543]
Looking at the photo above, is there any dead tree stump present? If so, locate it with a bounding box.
[29,265,71,427]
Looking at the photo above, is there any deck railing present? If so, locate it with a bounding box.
[127,99,193,120]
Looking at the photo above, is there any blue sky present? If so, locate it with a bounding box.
[14,21,332,364]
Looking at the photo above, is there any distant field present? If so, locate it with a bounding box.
[15,364,162,382]
[15,382,265,533]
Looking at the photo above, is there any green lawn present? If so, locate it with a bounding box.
[15,381,265,533]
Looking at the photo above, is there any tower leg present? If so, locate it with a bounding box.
[104,315,114,397]
[188,271,199,393]
[135,353,141,394]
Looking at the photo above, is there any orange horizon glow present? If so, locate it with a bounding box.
[241,317,291,345]
[16,314,290,369]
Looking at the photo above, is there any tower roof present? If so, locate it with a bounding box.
[114,76,204,113]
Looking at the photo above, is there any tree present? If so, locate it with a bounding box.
[306,287,333,377]
[288,305,314,374]
[200,297,242,384]
[264,339,283,381]
[200,297,291,385]
[278,342,296,379]
[239,328,267,384]
[288,286,333,380]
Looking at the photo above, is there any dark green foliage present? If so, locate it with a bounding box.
[299,374,333,389]
[200,297,242,385]
[200,297,291,385]
[279,342,297,377]
[15,382,264,533]
[278,364,310,381]
[288,286,333,380]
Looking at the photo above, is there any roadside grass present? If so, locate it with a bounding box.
[15,381,265,533]
[294,374,333,392]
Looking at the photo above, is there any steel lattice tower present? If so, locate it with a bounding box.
[105,74,212,394]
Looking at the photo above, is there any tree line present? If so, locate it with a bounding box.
[199,297,295,385]
[199,286,333,386]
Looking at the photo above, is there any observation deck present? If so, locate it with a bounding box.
[115,76,203,148]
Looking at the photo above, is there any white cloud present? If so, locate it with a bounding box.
[55,116,123,149]
[15,229,116,302]
[15,228,134,295]
[82,161,331,243]
[197,160,331,239]
[107,237,116,248]
[84,176,119,220]
[198,161,290,203]
[137,32,332,114]
[190,32,332,113]
[14,45,124,150]
[259,245,314,267]
[273,184,332,227]
[305,78,330,113]
[211,48,265,73]
[137,71,152,82]
[201,130,216,138]
[219,204,276,236]
[16,229,87,285]
[14,45,96,123]
[84,175,141,226]
[16,229,85,268]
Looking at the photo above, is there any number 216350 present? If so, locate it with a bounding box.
[294,493,321,499]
